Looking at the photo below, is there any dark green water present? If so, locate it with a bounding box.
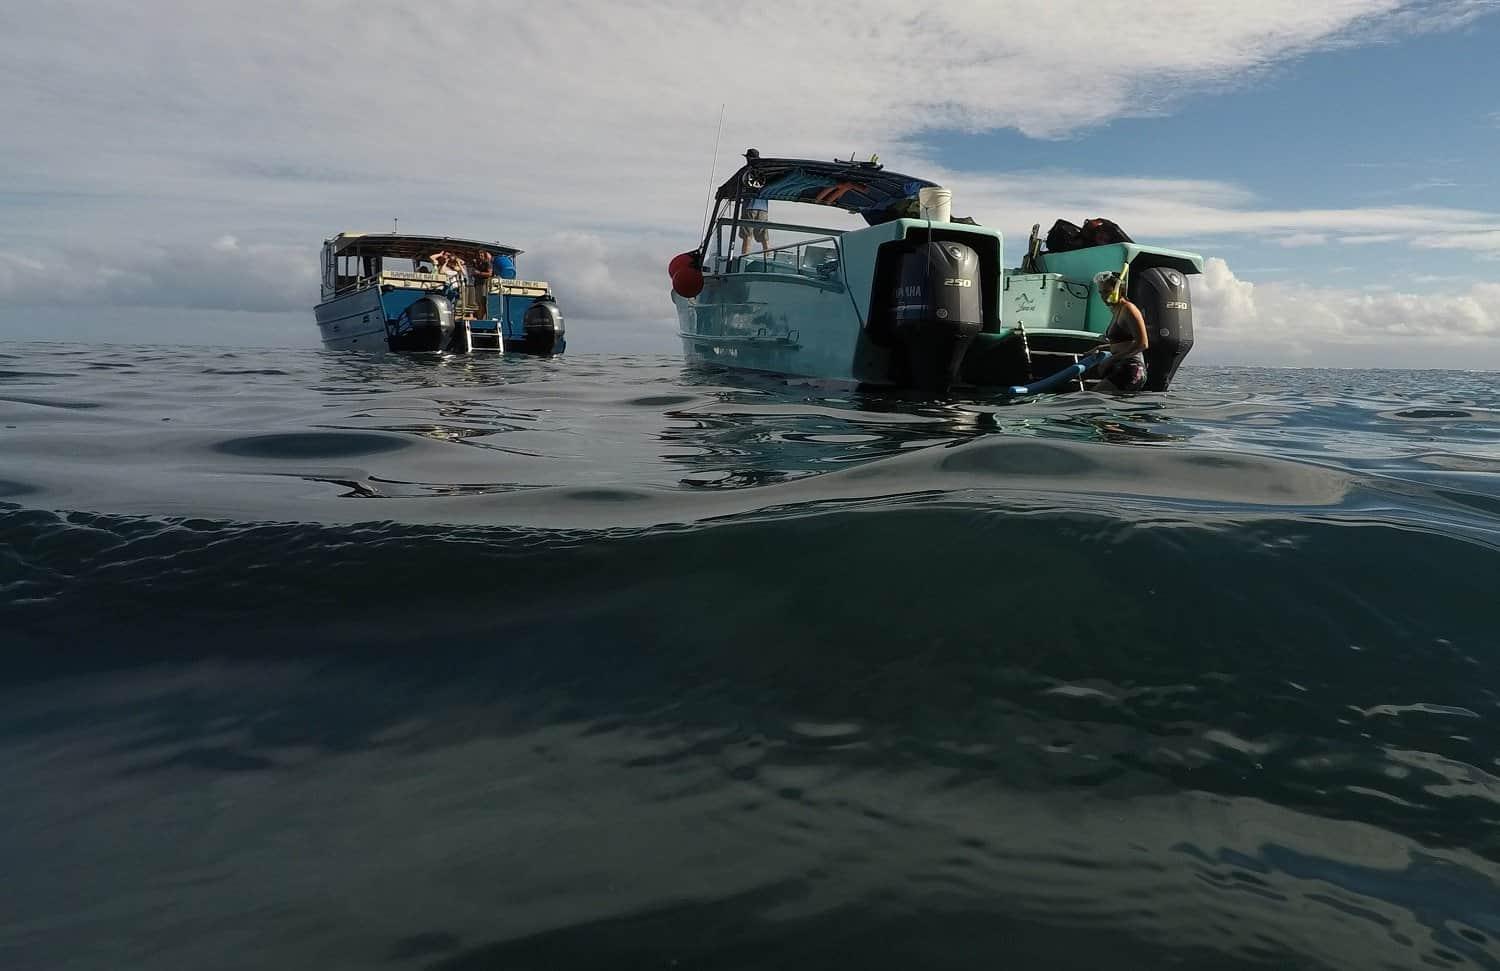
[3,343,1499,970]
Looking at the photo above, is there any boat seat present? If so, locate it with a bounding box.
[738,255,798,275]
[802,245,839,278]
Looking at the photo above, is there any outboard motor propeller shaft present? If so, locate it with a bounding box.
[891,240,984,393]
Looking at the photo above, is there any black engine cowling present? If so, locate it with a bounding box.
[386,294,456,352]
[1130,265,1194,391]
[520,297,565,356]
[886,240,985,393]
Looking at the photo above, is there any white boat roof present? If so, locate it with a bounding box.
[325,233,523,257]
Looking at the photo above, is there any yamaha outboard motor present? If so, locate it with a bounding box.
[890,241,984,393]
[521,296,565,355]
[387,294,455,352]
[1130,266,1194,391]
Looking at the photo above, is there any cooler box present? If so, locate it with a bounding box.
[1002,273,1090,332]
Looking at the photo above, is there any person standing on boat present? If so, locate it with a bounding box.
[738,189,771,260]
[1092,271,1149,393]
[451,254,471,316]
[470,250,494,318]
[433,251,463,309]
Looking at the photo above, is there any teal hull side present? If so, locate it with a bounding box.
[673,218,1204,391]
[677,218,1007,386]
[674,272,891,384]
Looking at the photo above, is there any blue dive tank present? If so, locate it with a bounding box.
[496,254,517,279]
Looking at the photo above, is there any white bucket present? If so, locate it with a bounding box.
[918,186,952,222]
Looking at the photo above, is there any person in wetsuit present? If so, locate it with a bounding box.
[1092,271,1149,393]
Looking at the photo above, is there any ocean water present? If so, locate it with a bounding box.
[3,341,1500,971]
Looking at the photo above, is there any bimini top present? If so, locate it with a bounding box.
[324,233,522,259]
[715,151,940,225]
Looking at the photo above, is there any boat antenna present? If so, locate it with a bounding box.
[393,217,399,234]
[698,103,727,243]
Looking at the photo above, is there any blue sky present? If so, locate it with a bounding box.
[1,1,1497,367]
[935,19,1499,290]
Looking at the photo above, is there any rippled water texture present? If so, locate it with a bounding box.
[4,343,1500,970]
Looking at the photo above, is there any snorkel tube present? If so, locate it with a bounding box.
[1096,262,1130,306]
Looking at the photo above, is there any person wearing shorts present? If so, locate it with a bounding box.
[738,192,770,258]
[469,250,494,318]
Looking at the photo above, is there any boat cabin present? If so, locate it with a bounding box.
[319,232,525,320]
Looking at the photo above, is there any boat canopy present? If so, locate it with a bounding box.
[324,233,522,260]
[714,152,940,226]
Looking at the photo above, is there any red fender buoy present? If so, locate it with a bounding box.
[671,266,704,298]
[668,251,698,279]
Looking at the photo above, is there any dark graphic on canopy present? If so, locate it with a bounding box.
[715,153,940,226]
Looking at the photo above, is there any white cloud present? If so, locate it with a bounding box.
[1192,255,1500,366]
[900,169,1500,254]
[1,0,1488,235]
[524,231,677,322]
[0,251,47,298]
[0,239,316,313]
[1412,229,1500,253]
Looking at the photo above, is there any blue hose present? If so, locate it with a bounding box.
[1005,350,1111,396]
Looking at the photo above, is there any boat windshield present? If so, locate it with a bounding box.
[710,218,843,283]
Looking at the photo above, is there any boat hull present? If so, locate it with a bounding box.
[674,230,1200,393]
[675,272,891,385]
[676,280,1099,390]
[314,287,388,351]
[313,284,566,355]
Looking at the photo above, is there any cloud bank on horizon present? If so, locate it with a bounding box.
[2,0,1498,366]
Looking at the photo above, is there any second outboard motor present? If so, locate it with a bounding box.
[1129,266,1194,391]
[890,241,984,393]
[521,296,565,356]
[386,294,455,352]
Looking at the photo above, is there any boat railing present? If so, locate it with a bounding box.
[331,275,381,296]
[329,271,553,302]
[714,217,848,238]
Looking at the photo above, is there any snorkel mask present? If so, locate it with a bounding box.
[1093,270,1123,305]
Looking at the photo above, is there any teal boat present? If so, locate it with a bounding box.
[669,151,1202,394]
